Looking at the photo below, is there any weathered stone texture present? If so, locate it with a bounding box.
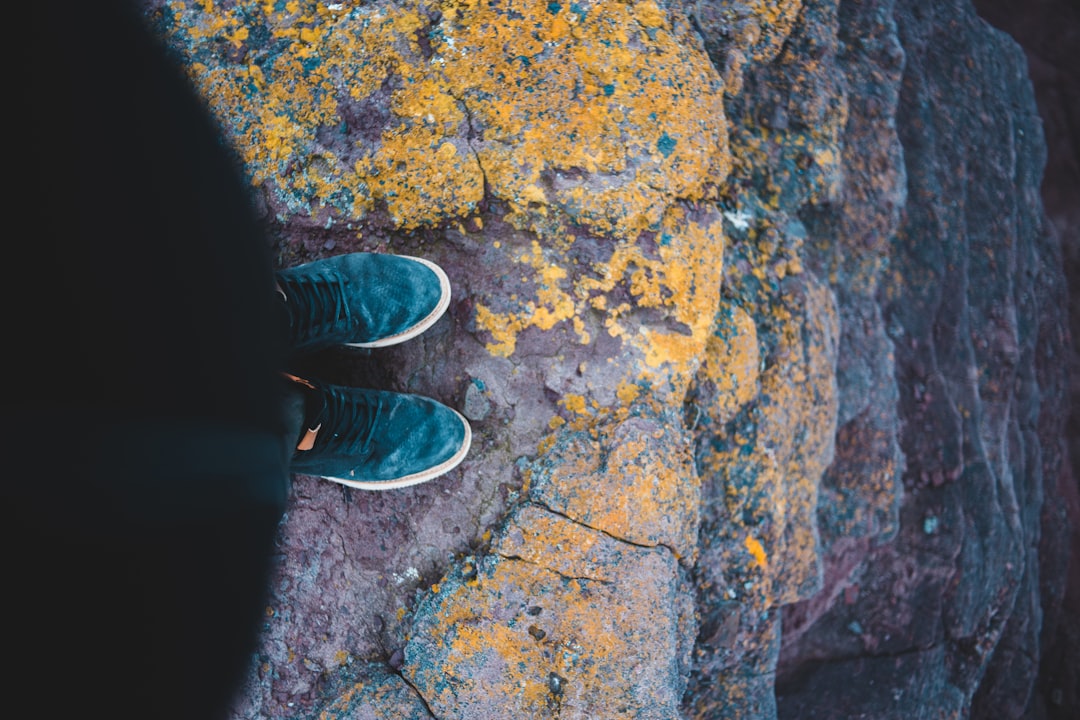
[681,0,903,715]
[404,502,692,719]
[969,2,1080,717]
[314,662,433,719]
[777,2,1073,719]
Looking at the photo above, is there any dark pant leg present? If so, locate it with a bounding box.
[3,3,289,717]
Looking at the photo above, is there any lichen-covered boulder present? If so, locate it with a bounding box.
[144,0,734,717]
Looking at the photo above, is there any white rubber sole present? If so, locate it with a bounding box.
[346,255,452,349]
[319,409,472,491]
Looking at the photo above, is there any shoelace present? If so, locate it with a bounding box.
[277,270,351,349]
[308,384,383,461]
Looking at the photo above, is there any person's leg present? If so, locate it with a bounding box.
[5,3,288,717]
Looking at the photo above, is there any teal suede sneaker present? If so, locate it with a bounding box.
[286,375,471,490]
[276,253,451,353]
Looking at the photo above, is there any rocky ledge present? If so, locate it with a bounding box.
[140,0,1078,718]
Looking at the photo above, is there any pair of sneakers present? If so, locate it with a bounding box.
[276,253,471,491]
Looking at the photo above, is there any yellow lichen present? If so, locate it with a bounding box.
[697,301,761,423]
[529,415,700,556]
[405,506,684,717]
[561,394,588,415]
[744,535,767,569]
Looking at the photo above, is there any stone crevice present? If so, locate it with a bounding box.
[492,552,615,586]
[392,667,439,720]
[527,498,677,554]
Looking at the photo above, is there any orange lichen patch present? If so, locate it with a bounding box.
[575,206,725,384]
[491,212,724,565]
[527,413,700,559]
[474,239,583,356]
[560,393,588,416]
[615,380,641,405]
[626,207,727,397]
[355,126,484,227]
[734,121,846,212]
[721,7,849,220]
[403,507,685,718]
[695,300,761,424]
[744,534,768,569]
[743,0,803,63]
[474,203,725,374]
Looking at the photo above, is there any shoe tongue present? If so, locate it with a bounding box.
[282,373,327,452]
[296,424,320,451]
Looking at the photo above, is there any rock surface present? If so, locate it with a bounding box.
[136,0,1076,718]
[776,0,1073,716]
[970,2,1080,716]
